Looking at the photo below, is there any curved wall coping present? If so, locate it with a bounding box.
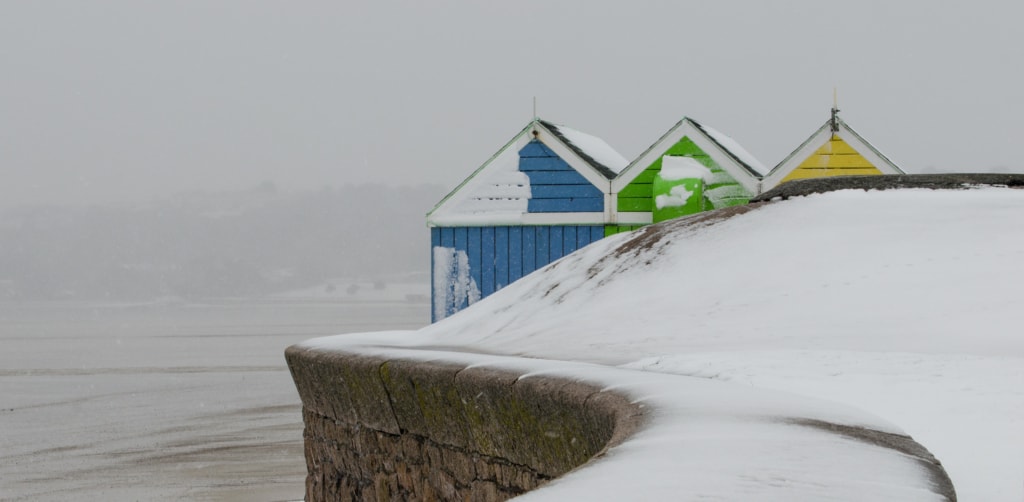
[753,173,1024,202]
[287,343,644,500]
[287,336,956,501]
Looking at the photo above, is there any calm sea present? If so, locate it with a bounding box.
[0,298,429,501]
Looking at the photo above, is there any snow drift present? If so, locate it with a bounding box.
[313,186,1023,500]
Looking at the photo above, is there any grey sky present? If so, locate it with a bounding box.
[2,1,1022,208]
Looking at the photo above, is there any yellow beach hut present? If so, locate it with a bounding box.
[762,108,904,191]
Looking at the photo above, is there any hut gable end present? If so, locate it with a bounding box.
[763,113,904,191]
[427,118,623,227]
[611,117,762,222]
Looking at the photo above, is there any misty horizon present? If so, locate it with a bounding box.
[4,2,1024,209]
[0,182,445,301]
[3,0,1023,296]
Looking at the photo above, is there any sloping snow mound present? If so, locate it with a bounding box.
[423,188,1024,361]
[415,187,1024,501]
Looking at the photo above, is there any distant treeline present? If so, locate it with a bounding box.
[0,183,445,300]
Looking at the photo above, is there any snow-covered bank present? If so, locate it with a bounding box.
[311,187,1024,500]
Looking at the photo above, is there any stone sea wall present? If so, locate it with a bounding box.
[285,346,644,501]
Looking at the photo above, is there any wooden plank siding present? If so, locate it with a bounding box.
[780,136,884,183]
[431,225,605,321]
[518,139,605,213]
[527,171,596,185]
[467,227,481,304]
[604,225,645,237]
[481,227,495,296]
[495,227,509,290]
[550,227,564,261]
[536,227,549,269]
[508,226,523,284]
[522,228,536,277]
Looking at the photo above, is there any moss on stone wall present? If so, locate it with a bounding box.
[286,345,644,501]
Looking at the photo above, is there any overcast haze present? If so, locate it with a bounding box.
[3,1,1023,209]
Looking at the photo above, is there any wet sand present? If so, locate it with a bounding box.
[0,299,428,501]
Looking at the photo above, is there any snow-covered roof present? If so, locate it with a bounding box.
[691,119,769,176]
[538,120,629,179]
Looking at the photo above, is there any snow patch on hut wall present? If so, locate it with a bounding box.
[655,185,696,210]
[433,246,481,321]
[660,156,712,181]
[428,140,531,226]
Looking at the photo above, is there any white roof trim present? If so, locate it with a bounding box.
[685,127,762,195]
[762,122,832,190]
[427,123,533,225]
[614,212,653,224]
[521,212,606,225]
[835,119,904,175]
[543,121,629,175]
[612,119,688,193]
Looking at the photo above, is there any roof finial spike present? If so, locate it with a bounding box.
[533,96,538,121]
[830,87,840,133]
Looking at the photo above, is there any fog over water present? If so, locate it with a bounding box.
[2,1,1022,499]
[0,183,442,301]
[0,300,429,500]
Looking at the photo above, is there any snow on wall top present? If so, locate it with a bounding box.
[539,120,628,179]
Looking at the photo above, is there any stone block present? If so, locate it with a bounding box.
[379,359,473,448]
[428,468,458,500]
[442,446,476,485]
[452,367,520,459]
[469,480,500,502]
[286,346,401,434]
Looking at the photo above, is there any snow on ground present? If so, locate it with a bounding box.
[312,188,1024,500]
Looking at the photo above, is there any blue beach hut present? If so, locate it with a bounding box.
[427,118,628,321]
